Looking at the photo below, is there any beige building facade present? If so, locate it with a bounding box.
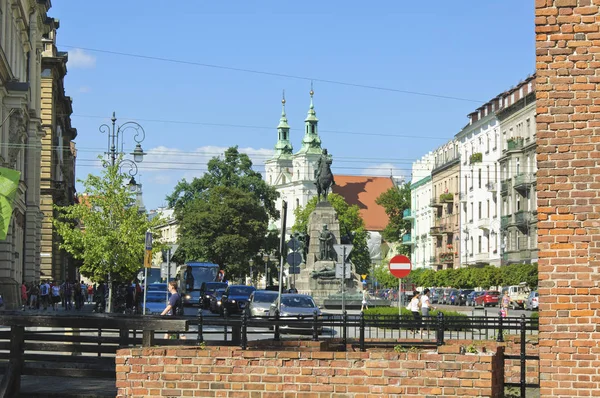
[40,22,78,282]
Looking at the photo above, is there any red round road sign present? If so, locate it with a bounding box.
[388,255,412,278]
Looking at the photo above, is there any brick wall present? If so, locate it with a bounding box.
[116,344,503,398]
[535,0,600,396]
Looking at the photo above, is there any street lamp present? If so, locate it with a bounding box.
[98,112,147,313]
[262,253,269,289]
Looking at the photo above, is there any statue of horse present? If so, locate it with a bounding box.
[316,151,334,202]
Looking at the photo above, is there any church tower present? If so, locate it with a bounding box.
[265,93,293,188]
[294,87,322,183]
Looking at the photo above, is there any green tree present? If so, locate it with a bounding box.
[167,147,279,279]
[372,261,398,288]
[292,193,371,275]
[53,158,164,311]
[375,182,411,256]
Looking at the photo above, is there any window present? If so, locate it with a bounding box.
[478,168,482,188]
[494,130,498,150]
[495,163,498,182]
[526,118,531,138]
[487,200,490,218]
[517,196,521,211]
[296,198,299,209]
[470,169,473,190]
[478,202,482,218]
[486,134,490,152]
[464,175,468,193]
[516,158,520,175]
[478,236,482,253]
[297,169,299,179]
[311,124,315,134]
[470,237,474,256]
[470,203,473,222]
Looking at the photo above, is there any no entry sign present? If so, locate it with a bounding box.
[388,255,412,278]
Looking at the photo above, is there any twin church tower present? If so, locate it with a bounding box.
[264,89,326,232]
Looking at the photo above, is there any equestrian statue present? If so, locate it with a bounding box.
[315,148,335,202]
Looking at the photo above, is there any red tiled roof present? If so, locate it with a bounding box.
[332,175,395,232]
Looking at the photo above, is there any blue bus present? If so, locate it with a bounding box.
[177,262,220,306]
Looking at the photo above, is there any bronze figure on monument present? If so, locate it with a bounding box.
[315,148,334,202]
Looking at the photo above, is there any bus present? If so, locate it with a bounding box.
[177,262,220,306]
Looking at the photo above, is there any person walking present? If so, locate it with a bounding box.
[161,281,183,339]
[51,282,60,311]
[420,288,436,332]
[409,291,421,333]
[361,286,369,312]
[501,290,510,317]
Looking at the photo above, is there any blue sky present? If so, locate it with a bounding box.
[50,1,535,210]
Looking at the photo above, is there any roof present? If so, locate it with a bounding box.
[332,175,395,232]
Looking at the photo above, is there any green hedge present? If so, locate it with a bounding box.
[364,306,468,319]
[470,152,483,164]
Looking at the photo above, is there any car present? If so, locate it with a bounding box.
[525,291,539,311]
[457,289,474,306]
[441,288,453,305]
[145,283,167,293]
[209,288,226,314]
[269,294,322,333]
[448,289,460,305]
[466,291,484,306]
[474,291,500,307]
[430,288,442,304]
[143,292,169,315]
[248,290,279,317]
[503,283,531,310]
[220,285,256,315]
[199,282,228,309]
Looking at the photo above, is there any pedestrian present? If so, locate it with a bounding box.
[420,288,436,333]
[288,284,298,294]
[361,286,369,312]
[408,290,421,333]
[20,282,27,311]
[161,281,183,339]
[40,280,51,310]
[63,279,72,310]
[501,290,510,317]
[51,282,60,310]
[29,283,39,310]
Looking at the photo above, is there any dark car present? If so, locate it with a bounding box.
[209,288,226,314]
[457,289,474,306]
[448,289,460,305]
[220,285,256,315]
[430,288,442,304]
[466,291,484,306]
[199,282,228,309]
[474,291,500,307]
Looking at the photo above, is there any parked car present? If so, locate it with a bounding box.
[525,290,539,311]
[457,289,474,306]
[466,291,484,306]
[503,282,531,310]
[220,285,256,315]
[269,294,322,333]
[199,282,228,309]
[474,291,500,307]
[441,288,453,304]
[248,290,279,317]
[209,288,226,314]
[431,288,443,304]
[448,289,460,305]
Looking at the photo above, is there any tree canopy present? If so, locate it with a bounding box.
[375,182,411,255]
[54,158,164,283]
[167,147,280,279]
[292,193,371,275]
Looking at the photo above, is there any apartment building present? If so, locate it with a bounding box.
[497,76,537,265]
[429,141,461,269]
[405,152,434,269]
[457,98,503,267]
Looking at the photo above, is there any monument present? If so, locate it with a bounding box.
[294,149,358,303]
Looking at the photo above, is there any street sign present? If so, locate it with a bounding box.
[286,252,302,267]
[333,244,353,261]
[335,263,351,279]
[361,274,367,281]
[144,249,152,268]
[388,254,412,278]
[288,266,301,275]
[145,231,153,251]
[287,238,301,252]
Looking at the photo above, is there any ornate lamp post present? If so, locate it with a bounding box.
[98,112,147,313]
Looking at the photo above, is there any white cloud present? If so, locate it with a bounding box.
[360,163,407,181]
[139,145,274,185]
[68,48,96,69]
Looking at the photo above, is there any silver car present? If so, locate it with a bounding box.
[269,294,321,322]
[248,290,278,317]
[525,291,539,310]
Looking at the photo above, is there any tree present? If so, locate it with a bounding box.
[375,182,411,256]
[372,261,398,288]
[54,157,164,311]
[167,147,279,279]
[292,193,371,275]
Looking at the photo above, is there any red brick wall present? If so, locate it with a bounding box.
[116,345,503,398]
[536,0,600,396]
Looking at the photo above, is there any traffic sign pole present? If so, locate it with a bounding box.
[143,230,152,316]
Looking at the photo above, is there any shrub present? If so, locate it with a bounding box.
[470,152,483,164]
[439,193,453,202]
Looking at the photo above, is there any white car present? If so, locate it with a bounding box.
[525,291,538,311]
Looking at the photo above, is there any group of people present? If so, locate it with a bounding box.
[407,288,437,333]
[21,280,95,311]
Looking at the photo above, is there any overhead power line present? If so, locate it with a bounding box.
[61,45,484,104]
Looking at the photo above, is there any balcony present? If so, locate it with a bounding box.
[501,215,511,229]
[477,217,490,230]
[474,252,490,263]
[402,233,415,245]
[430,198,443,207]
[515,211,531,230]
[486,181,497,193]
[519,250,532,260]
[513,173,535,192]
[403,209,415,220]
[506,137,524,151]
[500,180,510,194]
[430,225,444,236]
[439,193,454,203]
[439,252,455,264]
